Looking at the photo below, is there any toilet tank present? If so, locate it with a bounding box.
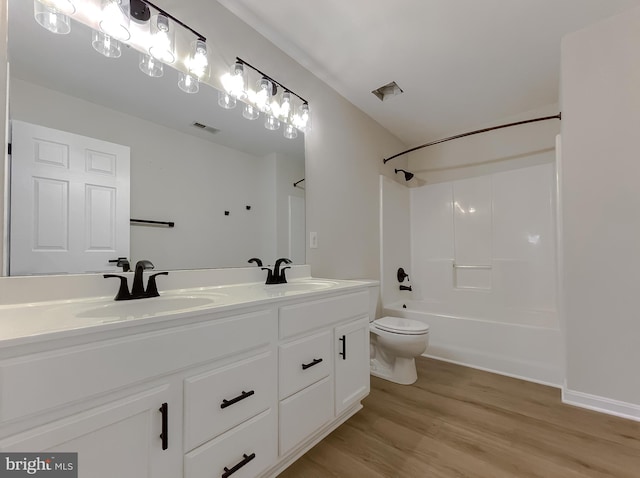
[355,280,380,322]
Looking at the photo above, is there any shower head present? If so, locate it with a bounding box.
[394,168,414,181]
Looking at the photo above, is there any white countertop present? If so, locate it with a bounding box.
[0,277,376,348]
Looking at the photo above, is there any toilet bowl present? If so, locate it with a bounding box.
[370,316,429,385]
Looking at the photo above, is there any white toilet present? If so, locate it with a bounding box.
[370,316,430,385]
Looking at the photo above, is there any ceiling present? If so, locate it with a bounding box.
[219,0,640,146]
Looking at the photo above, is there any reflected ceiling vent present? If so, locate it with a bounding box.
[372,81,404,101]
[192,122,220,135]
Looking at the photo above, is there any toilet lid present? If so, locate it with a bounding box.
[373,316,429,335]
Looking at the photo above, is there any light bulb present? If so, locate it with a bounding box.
[92,30,121,58]
[178,72,199,94]
[149,14,175,63]
[99,0,131,41]
[218,91,236,109]
[187,39,208,78]
[139,53,163,77]
[33,0,71,34]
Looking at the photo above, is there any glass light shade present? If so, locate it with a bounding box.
[218,91,237,109]
[220,62,246,99]
[33,0,71,34]
[99,0,131,41]
[283,123,298,139]
[187,39,208,78]
[139,53,163,77]
[254,78,272,113]
[36,0,76,15]
[92,30,121,58]
[293,102,311,131]
[279,91,292,121]
[178,72,199,94]
[265,114,281,131]
[149,14,175,64]
[243,103,260,120]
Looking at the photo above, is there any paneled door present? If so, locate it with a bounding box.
[10,120,130,275]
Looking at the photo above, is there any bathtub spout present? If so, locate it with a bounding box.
[399,285,412,291]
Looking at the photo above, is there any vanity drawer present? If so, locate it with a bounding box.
[279,330,331,400]
[184,407,277,478]
[0,309,276,422]
[279,375,333,456]
[184,350,276,451]
[279,290,369,339]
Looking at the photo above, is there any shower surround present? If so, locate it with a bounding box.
[380,163,563,386]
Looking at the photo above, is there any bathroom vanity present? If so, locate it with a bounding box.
[0,270,376,477]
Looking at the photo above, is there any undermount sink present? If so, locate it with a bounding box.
[76,295,219,320]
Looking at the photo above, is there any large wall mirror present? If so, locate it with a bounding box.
[6,0,306,276]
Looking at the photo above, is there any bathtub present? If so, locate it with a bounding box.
[383,300,564,386]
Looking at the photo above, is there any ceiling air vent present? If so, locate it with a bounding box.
[192,122,220,135]
[371,81,404,101]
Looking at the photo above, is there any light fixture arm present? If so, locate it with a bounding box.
[236,56,308,105]
[141,0,206,41]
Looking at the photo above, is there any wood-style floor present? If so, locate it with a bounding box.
[279,357,640,477]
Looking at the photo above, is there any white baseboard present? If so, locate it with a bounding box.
[562,387,640,422]
[424,353,562,389]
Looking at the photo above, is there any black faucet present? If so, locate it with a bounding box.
[132,260,155,297]
[399,285,413,291]
[248,257,263,267]
[103,259,169,301]
[261,258,292,284]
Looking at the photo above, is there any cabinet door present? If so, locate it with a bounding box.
[334,317,370,416]
[0,384,180,478]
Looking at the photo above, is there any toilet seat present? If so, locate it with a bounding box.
[373,316,429,335]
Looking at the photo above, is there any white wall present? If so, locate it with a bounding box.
[408,103,560,184]
[10,78,278,270]
[0,0,407,281]
[561,6,640,417]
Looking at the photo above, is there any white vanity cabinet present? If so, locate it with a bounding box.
[277,290,370,458]
[0,382,180,478]
[0,280,375,478]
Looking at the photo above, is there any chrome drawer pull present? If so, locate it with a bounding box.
[301,358,323,370]
[222,453,256,478]
[220,390,255,409]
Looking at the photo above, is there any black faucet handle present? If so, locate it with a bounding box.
[397,267,409,282]
[279,266,291,284]
[103,274,131,301]
[248,257,263,267]
[109,257,131,272]
[146,272,169,298]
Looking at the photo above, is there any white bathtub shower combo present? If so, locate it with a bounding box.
[379,163,563,386]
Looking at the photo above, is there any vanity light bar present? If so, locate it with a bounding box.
[235,57,307,105]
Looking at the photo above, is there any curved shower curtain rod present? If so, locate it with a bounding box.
[382,113,562,164]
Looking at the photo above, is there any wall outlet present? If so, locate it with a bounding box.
[310,232,318,249]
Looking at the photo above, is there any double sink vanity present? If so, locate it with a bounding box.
[0,266,377,477]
